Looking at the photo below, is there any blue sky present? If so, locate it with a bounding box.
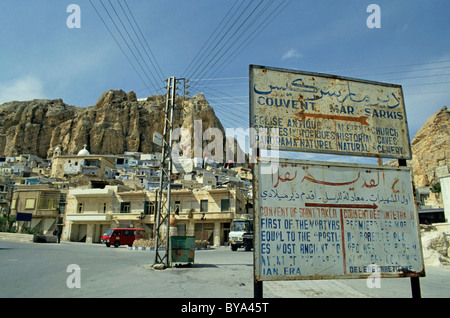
[0,0,449,162]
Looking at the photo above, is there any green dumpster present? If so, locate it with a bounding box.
[171,236,195,264]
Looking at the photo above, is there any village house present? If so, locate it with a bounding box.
[4,145,253,246]
[63,184,249,246]
[63,184,131,243]
[50,145,115,181]
[10,183,67,235]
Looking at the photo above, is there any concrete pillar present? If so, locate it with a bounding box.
[213,221,221,247]
[439,173,450,223]
[187,221,195,237]
[86,223,94,244]
[61,221,70,241]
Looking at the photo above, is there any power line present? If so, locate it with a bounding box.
[102,0,161,93]
[89,0,152,94]
[186,0,257,82]
[120,0,166,82]
[189,0,292,95]
[325,59,450,75]
[90,0,166,95]
[182,0,241,78]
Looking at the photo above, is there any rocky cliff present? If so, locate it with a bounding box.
[409,106,450,187]
[0,99,83,158]
[384,106,449,188]
[0,90,228,159]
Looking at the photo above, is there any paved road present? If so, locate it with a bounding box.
[1,240,449,298]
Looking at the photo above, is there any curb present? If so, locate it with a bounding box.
[0,232,34,243]
[128,246,212,251]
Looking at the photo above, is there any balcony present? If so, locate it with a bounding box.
[69,188,113,197]
[35,209,59,217]
[66,213,111,222]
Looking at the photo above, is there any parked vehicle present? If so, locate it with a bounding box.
[229,218,253,251]
[101,228,145,248]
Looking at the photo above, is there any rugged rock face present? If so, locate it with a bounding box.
[46,90,163,156]
[0,90,230,160]
[409,106,450,187]
[0,99,83,158]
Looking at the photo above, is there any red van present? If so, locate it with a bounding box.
[101,228,145,248]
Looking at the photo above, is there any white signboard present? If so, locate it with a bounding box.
[250,65,412,159]
[153,132,163,147]
[172,158,193,173]
[254,158,424,281]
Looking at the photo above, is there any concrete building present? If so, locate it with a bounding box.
[64,185,131,243]
[63,184,249,246]
[159,187,248,246]
[0,175,14,217]
[50,146,115,180]
[437,165,450,223]
[10,184,66,234]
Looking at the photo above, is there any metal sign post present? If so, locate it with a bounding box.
[398,158,423,298]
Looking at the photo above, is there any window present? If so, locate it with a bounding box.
[59,194,66,214]
[144,201,155,215]
[200,200,208,212]
[174,201,181,215]
[120,202,131,213]
[38,198,57,209]
[221,199,230,212]
[25,198,35,209]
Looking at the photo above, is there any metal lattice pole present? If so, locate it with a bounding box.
[154,77,176,267]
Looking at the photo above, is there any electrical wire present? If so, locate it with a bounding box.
[103,0,161,93]
[188,0,293,95]
[186,0,258,82]
[89,0,152,94]
[90,0,166,95]
[120,0,166,82]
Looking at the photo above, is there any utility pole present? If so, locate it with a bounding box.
[176,78,189,109]
[154,76,177,267]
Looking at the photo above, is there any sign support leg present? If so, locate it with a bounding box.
[398,158,422,299]
[254,280,263,298]
[410,277,421,298]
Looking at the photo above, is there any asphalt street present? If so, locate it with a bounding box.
[1,240,449,299]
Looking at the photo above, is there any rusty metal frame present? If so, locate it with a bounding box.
[253,157,425,282]
[249,64,413,160]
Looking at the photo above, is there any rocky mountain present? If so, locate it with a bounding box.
[0,98,83,158]
[409,106,450,187]
[0,90,229,160]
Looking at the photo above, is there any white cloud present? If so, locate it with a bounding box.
[281,48,303,60]
[0,76,46,104]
